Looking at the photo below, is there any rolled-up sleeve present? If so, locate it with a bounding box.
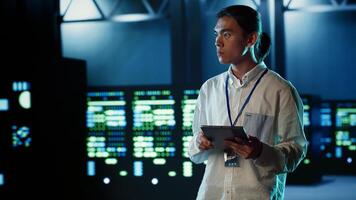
[188,85,210,164]
[254,85,308,174]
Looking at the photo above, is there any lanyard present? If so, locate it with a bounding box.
[225,68,268,127]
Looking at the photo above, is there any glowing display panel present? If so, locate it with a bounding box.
[302,97,311,127]
[0,80,32,191]
[86,91,127,176]
[319,102,333,159]
[11,81,32,148]
[334,102,356,166]
[181,89,199,177]
[320,102,332,127]
[300,96,312,166]
[12,125,31,148]
[132,90,176,176]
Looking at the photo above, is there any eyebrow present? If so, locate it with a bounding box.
[213,28,233,34]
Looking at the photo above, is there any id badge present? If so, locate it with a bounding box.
[224,151,239,167]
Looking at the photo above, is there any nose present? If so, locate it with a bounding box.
[215,35,223,48]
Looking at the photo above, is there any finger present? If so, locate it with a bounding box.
[231,146,247,157]
[199,137,209,147]
[200,133,211,143]
[224,140,246,148]
[205,141,214,148]
[224,141,245,155]
[199,143,209,150]
[226,142,251,158]
[202,138,213,146]
[199,140,214,150]
[200,144,214,150]
[199,145,208,150]
[234,137,247,145]
[224,140,237,148]
[201,137,210,144]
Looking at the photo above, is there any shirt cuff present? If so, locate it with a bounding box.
[191,134,202,156]
[188,134,210,164]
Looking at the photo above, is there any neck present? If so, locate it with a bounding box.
[231,56,258,81]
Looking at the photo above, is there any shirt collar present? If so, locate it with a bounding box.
[227,62,267,87]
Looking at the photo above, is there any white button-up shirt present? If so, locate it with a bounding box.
[188,62,308,200]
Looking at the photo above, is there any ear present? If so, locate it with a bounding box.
[246,32,258,48]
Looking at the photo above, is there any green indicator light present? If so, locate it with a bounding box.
[183,161,193,177]
[105,158,118,165]
[153,158,166,165]
[343,141,351,146]
[168,171,177,177]
[88,101,126,106]
[304,159,310,165]
[119,171,128,176]
[337,108,356,113]
[349,145,356,151]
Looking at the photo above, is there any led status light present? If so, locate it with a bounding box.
[303,159,311,165]
[151,178,158,185]
[103,177,110,184]
[347,157,352,164]
[12,125,31,148]
[320,103,332,127]
[134,161,143,176]
[168,171,177,177]
[0,174,4,186]
[303,103,310,126]
[0,99,9,111]
[13,81,30,92]
[19,91,31,109]
[183,161,193,177]
[87,161,96,176]
[119,171,128,176]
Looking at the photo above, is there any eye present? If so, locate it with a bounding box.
[214,31,218,37]
[223,32,231,39]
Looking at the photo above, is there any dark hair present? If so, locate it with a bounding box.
[217,5,271,63]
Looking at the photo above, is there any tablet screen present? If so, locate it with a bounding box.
[200,125,247,150]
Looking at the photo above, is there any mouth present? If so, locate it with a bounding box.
[217,51,224,56]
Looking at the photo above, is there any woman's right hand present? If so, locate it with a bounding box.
[198,131,214,150]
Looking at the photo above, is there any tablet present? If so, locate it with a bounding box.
[201,125,248,150]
